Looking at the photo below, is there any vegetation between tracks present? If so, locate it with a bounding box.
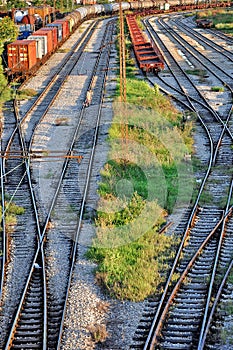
[87,27,194,301]
[197,8,233,35]
[0,199,25,257]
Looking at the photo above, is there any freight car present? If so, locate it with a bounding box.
[126,14,164,72]
[6,0,233,78]
[196,18,213,28]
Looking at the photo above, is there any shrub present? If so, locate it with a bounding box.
[211,86,224,92]
[88,324,108,343]
[16,88,37,100]
[87,19,193,301]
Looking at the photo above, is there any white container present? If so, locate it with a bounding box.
[28,35,47,57]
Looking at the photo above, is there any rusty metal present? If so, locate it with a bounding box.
[119,0,128,152]
[1,151,83,162]
[126,14,164,73]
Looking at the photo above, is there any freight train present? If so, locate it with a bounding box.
[6,0,232,78]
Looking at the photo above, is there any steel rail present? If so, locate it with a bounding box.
[143,15,233,350]
[3,18,115,350]
[13,22,96,100]
[198,258,233,349]
[56,20,115,349]
[3,101,46,350]
[148,206,232,349]
[201,26,233,44]
[0,140,6,297]
[172,16,233,62]
[3,19,101,350]
[145,18,233,142]
[146,89,233,350]
[3,20,97,157]
[156,17,233,94]
[143,91,214,350]
[198,178,233,349]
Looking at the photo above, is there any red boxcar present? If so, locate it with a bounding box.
[40,27,58,50]
[32,29,53,53]
[7,40,37,72]
[53,19,69,39]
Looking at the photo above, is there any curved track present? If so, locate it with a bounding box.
[130,12,233,350]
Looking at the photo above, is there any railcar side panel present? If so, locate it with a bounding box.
[7,40,37,72]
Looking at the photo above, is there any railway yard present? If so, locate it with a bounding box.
[0,5,233,350]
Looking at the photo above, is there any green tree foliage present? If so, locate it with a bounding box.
[6,0,27,10]
[0,16,18,51]
[0,17,18,100]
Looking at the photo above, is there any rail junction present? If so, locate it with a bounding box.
[1,8,233,350]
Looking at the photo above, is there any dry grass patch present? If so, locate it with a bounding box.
[88,323,108,343]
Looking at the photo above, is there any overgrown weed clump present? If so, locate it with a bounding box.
[87,23,194,301]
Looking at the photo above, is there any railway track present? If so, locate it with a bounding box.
[2,8,233,350]
[1,18,116,349]
[129,13,233,350]
[0,20,98,346]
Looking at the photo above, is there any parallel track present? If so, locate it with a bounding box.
[130,13,233,350]
[2,18,115,350]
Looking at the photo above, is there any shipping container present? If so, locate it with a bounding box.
[34,6,50,18]
[27,36,43,59]
[68,12,79,26]
[28,34,47,56]
[17,30,33,40]
[7,40,37,72]
[40,27,57,49]
[33,29,53,53]
[17,24,34,32]
[64,15,75,32]
[46,23,62,42]
[21,14,36,25]
[27,7,35,15]
[53,19,70,38]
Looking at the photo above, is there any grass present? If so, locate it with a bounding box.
[87,17,195,301]
[16,88,37,100]
[88,225,175,301]
[88,324,108,343]
[44,169,54,179]
[211,86,225,92]
[0,199,25,232]
[57,48,71,53]
[185,69,207,77]
[55,117,69,126]
[196,9,233,35]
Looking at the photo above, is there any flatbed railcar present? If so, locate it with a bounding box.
[5,0,233,79]
[126,14,164,72]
